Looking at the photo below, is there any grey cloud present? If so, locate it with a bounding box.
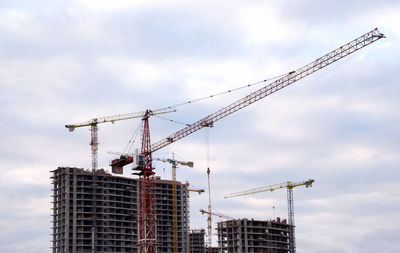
[354,227,400,252]
[0,3,244,61]
[103,7,244,60]
[1,1,399,252]
[281,0,399,24]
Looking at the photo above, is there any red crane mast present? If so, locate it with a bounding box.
[136,111,157,252]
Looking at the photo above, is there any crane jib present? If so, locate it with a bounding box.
[150,28,384,152]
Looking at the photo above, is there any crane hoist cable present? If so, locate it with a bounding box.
[161,73,287,110]
[153,115,191,126]
[122,120,143,155]
[152,73,287,128]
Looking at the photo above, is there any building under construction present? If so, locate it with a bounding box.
[189,229,206,253]
[51,167,189,253]
[217,218,291,253]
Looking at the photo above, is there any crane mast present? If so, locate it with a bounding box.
[136,110,157,253]
[109,28,384,253]
[225,179,315,253]
[287,186,295,253]
[206,168,212,253]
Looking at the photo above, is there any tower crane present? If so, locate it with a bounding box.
[153,154,194,253]
[65,108,175,253]
[108,28,384,253]
[225,179,315,253]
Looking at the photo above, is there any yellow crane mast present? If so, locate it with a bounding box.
[225,179,315,253]
[154,154,194,253]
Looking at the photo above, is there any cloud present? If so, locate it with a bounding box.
[75,0,149,10]
[0,1,399,252]
[281,0,399,25]
[295,182,400,252]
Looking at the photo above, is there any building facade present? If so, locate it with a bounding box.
[51,167,189,253]
[217,218,291,253]
[189,229,205,253]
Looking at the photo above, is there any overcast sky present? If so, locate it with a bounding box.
[1,0,399,252]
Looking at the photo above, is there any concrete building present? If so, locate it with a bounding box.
[189,229,205,253]
[51,167,189,253]
[217,218,291,253]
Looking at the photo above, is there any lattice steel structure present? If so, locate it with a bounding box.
[137,111,157,253]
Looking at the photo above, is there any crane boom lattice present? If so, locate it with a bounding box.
[151,28,384,152]
[225,179,315,198]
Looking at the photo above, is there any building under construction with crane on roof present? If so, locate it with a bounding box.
[51,167,190,253]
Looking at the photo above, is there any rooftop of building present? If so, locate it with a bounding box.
[51,166,189,186]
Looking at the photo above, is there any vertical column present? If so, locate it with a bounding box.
[72,172,77,252]
[91,169,98,252]
[178,184,183,253]
[52,170,57,253]
[65,170,70,252]
[287,187,295,253]
[185,185,191,253]
[237,220,242,253]
[243,220,248,253]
